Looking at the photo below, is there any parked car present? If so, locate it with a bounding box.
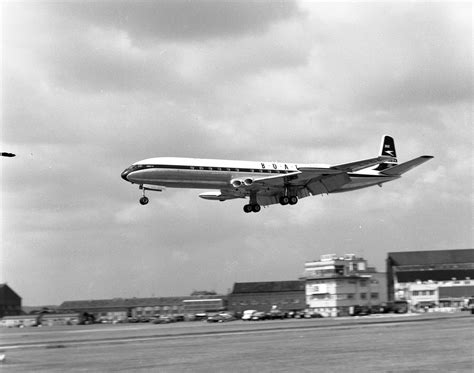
[241,310,257,321]
[151,316,175,324]
[267,309,286,320]
[207,313,234,323]
[251,312,268,321]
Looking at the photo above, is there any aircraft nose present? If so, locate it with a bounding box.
[121,168,130,181]
[121,165,136,181]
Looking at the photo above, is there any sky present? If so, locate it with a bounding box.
[1,1,472,306]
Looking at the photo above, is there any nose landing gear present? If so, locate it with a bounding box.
[139,185,149,205]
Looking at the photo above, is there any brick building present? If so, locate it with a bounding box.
[227,281,305,314]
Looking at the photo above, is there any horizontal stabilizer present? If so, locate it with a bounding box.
[381,156,434,175]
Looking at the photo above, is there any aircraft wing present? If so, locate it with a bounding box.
[331,155,393,172]
[248,155,390,189]
[248,168,351,195]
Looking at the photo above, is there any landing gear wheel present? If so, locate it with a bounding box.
[252,204,261,213]
[139,196,149,205]
[289,196,298,205]
[279,196,289,205]
[243,204,253,213]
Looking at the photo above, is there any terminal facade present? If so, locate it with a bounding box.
[302,254,387,316]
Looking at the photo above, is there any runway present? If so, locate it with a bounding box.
[1,313,473,372]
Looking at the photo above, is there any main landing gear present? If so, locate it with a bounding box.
[279,195,298,206]
[244,191,261,213]
[243,203,261,213]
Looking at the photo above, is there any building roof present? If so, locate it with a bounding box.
[388,249,474,266]
[0,284,22,302]
[59,295,226,310]
[231,281,305,294]
[439,285,474,298]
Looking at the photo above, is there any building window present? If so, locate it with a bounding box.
[347,294,354,299]
[371,293,379,299]
[360,293,367,300]
[412,291,419,296]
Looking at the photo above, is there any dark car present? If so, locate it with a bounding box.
[251,312,268,321]
[267,309,286,320]
[152,316,175,324]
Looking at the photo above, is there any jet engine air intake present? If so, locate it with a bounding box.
[231,179,242,188]
[231,178,254,188]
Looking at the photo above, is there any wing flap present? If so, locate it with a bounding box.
[306,173,351,195]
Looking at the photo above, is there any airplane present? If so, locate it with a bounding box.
[121,135,433,213]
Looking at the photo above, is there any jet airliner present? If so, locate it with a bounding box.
[121,135,433,213]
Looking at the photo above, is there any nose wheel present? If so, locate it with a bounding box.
[139,185,149,205]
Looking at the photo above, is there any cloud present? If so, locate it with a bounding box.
[49,0,301,42]
[1,1,472,305]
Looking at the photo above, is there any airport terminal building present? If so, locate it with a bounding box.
[387,249,474,309]
[302,254,387,316]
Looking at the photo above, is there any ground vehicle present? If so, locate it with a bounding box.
[151,316,176,324]
[241,310,257,321]
[267,309,286,320]
[465,297,474,314]
[251,312,268,321]
[392,300,409,313]
[207,313,234,323]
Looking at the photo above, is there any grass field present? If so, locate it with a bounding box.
[1,313,473,372]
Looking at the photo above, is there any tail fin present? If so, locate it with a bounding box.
[374,135,398,172]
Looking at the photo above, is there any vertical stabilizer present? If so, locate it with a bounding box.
[374,135,398,171]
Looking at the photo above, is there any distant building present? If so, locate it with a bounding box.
[0,313,81,328]
[227,281,305,314]
[59,295,227,321]
[0,284,22,318]
[387,249,474,309]
[302,254,387,317]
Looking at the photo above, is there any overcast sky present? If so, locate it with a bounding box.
[1,1,472,306]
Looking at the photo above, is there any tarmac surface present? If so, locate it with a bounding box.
[1,312,473,372]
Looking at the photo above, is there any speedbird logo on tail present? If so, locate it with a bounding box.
[121,135,433,213]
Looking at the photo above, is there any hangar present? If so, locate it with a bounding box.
[387,249,474,309]
[227,281,306,314]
